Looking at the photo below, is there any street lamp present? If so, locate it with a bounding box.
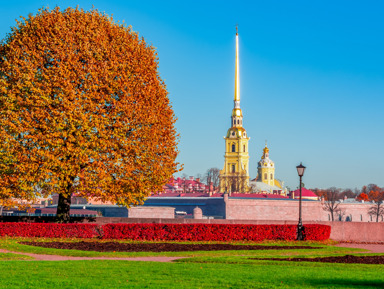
[296,162,306,240]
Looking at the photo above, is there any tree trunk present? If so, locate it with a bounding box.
[56,193,72,223]
[331,210,334,221]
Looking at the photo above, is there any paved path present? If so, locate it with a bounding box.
[335,243,384,253]
[0,249,185,262]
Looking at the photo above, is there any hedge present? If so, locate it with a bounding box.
[101,223,330,241]
[0,223,330,241]
[0,223,98,238]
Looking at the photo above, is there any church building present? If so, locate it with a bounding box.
[219,28,250,193]
[219,29,286,195]
[249,143,286,195]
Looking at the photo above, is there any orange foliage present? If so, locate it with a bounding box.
[356,192,369,202]
[368,190,384,203]
[0,8,179,211]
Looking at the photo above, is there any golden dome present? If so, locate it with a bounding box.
[232,108,243,117]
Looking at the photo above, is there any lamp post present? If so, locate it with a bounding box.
[296,163,306,240]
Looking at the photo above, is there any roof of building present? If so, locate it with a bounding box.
[229,193,289,199]
[249,181,282,192]
[150,192,210,198]
[292,188,318,198]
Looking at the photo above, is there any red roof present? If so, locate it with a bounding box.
[292,188,318,198]
[230,193,289,199]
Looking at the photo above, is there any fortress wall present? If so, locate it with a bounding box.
[225,199,326,221]
[127,207,175,219]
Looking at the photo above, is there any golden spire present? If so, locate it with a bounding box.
[263,141,269,158]
[234,25,240,107]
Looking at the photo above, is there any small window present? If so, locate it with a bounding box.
[264,173,267,180]
[232,144,235,152]
[237,120,239,124]
[232,164,236,173]
[243,145,245,152]
[270,174,273,180]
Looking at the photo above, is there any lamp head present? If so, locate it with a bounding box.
[296,163,306,177]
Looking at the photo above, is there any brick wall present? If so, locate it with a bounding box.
[127,206,175,219]
[225,198,379,222]
[225,198,326,221]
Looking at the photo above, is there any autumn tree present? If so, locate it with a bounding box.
[224,172,249,193]
[339,188,356,199]
[0,7,179,222]
[204,167,220,190]
[322,187,342,221]
[368,189,384,222]
[356,192,369,202]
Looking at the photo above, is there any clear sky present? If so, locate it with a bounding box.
[1,1,383,190]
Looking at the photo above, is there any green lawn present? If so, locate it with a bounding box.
[0,252,33,260]
[0,237,383,288]
[0,259,383,288]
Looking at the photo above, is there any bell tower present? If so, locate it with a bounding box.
[219,27,250,193]
[257,142,275,186]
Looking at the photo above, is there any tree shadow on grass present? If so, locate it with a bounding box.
[307,278,384,288]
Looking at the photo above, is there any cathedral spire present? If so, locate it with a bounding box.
[234,25,240,109]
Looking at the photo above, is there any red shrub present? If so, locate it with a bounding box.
[102,223,302,241]
[0,223,98,238]
[304,224,331,241]
[0,222,331,241]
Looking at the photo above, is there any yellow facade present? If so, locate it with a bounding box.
[220,30,250,193]
[257,144,282,189]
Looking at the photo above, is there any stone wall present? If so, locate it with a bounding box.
[225,198,326,221]
[317,221,384,242]
[127,206,175,219]
[225,197,380,222]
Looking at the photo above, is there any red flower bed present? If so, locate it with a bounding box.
[304,224,331,241]
[0,223,331,241]
[0,223,98,238]
[102,223,330,241]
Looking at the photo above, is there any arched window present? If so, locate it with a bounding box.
[264,173,267,180]
[237,119,239,124]
[243,145,245,152]
[232,144,235,152]
[232,164,236,173]
[270,174,273,180]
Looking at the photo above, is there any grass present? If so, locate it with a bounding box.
[0,252,33,260]
[0,237,383,288]
[0,237,365,258]
[0,259,383,288]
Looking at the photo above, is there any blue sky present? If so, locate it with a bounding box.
[1,1,383,190]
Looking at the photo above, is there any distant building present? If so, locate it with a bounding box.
[157,176,209,194]
[290,188,319,200]
[218,30,287,195]
[249,143,287,195]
